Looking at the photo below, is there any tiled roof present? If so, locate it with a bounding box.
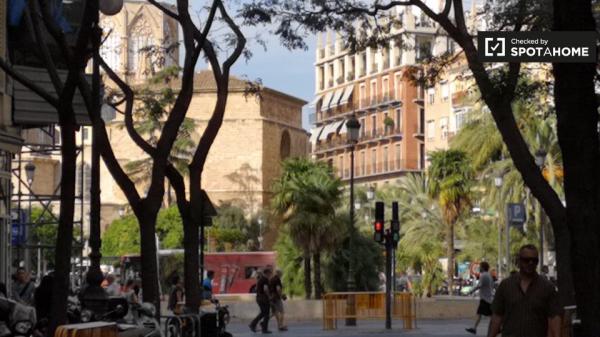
[192,70,249,91]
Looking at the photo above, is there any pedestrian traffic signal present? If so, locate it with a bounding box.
[374,201,384,243]
[391,202,400,245]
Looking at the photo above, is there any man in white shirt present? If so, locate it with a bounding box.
[466,261,494,335]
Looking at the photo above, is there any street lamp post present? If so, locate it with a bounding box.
[345,115,360,326]
[494,174,503,279]
[535,149,547,270]
[24,162,35,273]
[81,0,124,312]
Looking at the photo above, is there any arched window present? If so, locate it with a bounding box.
[128,18,154,77]
[100,20,121,71]
[280,130,291,160]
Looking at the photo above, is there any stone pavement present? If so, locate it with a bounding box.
[228,318,491,337]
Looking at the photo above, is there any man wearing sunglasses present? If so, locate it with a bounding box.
[487,244,562,337]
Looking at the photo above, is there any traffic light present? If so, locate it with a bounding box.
[391,202,400,245]
[374,201,384,243]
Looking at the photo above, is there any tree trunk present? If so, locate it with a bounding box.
[138,212,161,314]
[48,122,77,337]
[446,221,454,295]
[313,251,322,299]
[553,1,600,334]
[182,208,200,313]
[303,249,312,299]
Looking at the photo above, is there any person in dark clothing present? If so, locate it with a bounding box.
[34,274,54,321]
[167,275,184,315]
[0,282,6,298]
[269,270,287,331]
[488,244,561,337]
[249,268,272,334]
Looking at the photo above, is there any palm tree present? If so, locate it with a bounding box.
[451,99,563,266]
[394,174,446,296]
[271,158,343,299]
[427,150,473,294]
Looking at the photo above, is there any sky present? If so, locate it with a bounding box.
[187,2,317,131]
[230,35,316,130]
[186,0,484,131]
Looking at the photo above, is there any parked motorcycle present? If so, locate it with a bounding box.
[201,299,231,337]
[0,297,36,337]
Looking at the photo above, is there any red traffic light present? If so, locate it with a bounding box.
[375,221,383,231]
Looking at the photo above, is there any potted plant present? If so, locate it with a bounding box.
[384,116,395,133]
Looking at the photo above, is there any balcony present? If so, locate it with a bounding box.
[336,76,344,85]
[346,72,355,81]
[328,79,334,88]
[361,127,403,143]
[339,160,411,180]
[314,138,350,154]
[357,94,401,112]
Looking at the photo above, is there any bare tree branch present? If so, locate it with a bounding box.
[99,57,156,155]
[147,0,180,20]
[74,70,143,206]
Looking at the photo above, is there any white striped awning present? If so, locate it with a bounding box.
[318,122,336,141]
[320,91,334,112]
[333,120,346,133]
[338,120,348,134]
[309,126,324,145]
[329,88,345,109]
[339,85,355,105]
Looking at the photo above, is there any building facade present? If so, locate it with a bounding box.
[310,8,453,187]
[0,2,29,285]
[424,55,474,154]
[102,71,308,242]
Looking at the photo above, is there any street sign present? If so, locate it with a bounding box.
[507,203,526,225]
[11,209,27,246]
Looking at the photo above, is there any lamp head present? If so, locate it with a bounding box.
[346,115,360,142]
[100,0,124,16]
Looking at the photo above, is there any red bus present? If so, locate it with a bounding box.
[120,250,276,294]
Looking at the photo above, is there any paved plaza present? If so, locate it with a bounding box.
[228,319,490,337]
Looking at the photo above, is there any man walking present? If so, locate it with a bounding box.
[487,244,561,337]
[269,270,288,331]
[466,261,493,334]
[249,268,272,334]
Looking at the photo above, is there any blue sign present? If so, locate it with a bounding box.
[11,209,27,246]
[507,203,527,224]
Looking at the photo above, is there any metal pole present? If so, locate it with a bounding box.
[200,222,205,283]
[346,145,356,326]
[539,201,544,270]
[26,194,31,272]
[385,231,392,330]
[498,219,502,279]
[506,206,511,274]
[80,1,107,312]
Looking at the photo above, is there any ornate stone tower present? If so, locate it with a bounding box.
[99,0,179,83]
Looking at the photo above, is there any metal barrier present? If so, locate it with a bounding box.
[322,292,416,330]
